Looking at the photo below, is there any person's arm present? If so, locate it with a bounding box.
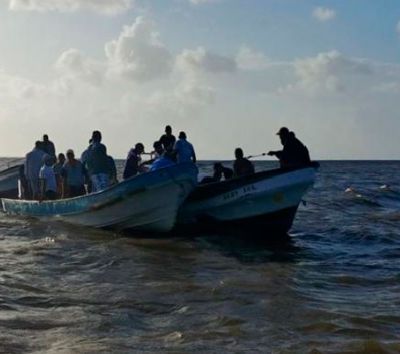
[192,147,197,164]
[39,169,45,201]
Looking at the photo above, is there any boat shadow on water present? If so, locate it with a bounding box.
[169,225,301,264]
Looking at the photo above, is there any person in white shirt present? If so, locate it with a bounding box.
[39,155,57,200]
[173,131,196,164]
[25,141,46,200]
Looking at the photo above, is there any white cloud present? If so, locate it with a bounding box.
[312,7,336,22]
[236,46,270,71]
[176,47,236,74]
[105,17,173,82]
[1,13,400,159]
[285,50,372,94]
[8,0,133,15]
[55,48,104,86]
[189,0,221,5]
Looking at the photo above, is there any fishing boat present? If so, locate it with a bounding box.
[2,163,198,233]
[0,164,21,198]
[177,163,319,234]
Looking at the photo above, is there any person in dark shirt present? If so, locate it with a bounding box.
[201,162,234,184]
[53,153,66,198]
[123,143,145,180]
[268,127,311,168]
[85,131,110,192]
[61,149,87,198]
[159,125,176,152]
[233,148,255,177]
[214,163,233,181]
[42,134,56,157]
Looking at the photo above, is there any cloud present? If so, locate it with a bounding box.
[312,7,336,22]
[176,47,236,75]
[285,50,372,94]
[189,0,221,5]
[55,48,104,86]
[8,0,133,15]
[236,46,270,71]
[105,17,173,81]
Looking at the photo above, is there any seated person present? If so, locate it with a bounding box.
[39,154,58,200]
[233,148,255,177]
[61,149,87,198]
[150,150,176,171]
[201,162,234,184]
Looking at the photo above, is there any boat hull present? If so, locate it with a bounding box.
[2,163,198,233]
[177,165,318,234]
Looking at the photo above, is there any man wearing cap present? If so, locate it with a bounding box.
[268,127,311,168]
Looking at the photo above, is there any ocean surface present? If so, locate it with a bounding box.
[0,159,399,353]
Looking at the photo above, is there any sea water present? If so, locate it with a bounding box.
[0,159,399,353]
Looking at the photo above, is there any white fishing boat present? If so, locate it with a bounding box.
[2,163,198,233]
[177,163,319,234]
[0,164,21,198]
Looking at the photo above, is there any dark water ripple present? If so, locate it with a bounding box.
[0,160,399,353]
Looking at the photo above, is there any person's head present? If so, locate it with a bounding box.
[135,143,144,154]
[214,162,223,173]
[277,127,290,146]
[58,153,66,164]
[66,149,75,161]
[165,125,172,135]
[89,138,93,145]
[92,130,102,143]
[153,141,164,155]
[178,131,187,140]
[44,154,53,166]
[43,134,49,142]
[35,141,42,149]
[235,148,244,159]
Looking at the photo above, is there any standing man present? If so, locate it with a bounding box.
[123,143,145,179]
[268,127,311,168]
[61,149,87,198]
[85,131,110,192]
[25,141,46,200]
[39,155,58,200]
[159,125,176,152]
[42,134,56,157]
[173,131,196,164]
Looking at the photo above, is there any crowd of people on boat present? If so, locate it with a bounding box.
[19,125,310,201]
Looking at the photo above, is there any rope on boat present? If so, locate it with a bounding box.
[246,153,267,159]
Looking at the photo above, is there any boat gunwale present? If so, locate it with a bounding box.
[188,162,319,202]
[1,163,198,216]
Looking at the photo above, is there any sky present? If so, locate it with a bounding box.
[0,0,400,160]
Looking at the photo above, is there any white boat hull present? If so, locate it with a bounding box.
[2,163,198,233]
